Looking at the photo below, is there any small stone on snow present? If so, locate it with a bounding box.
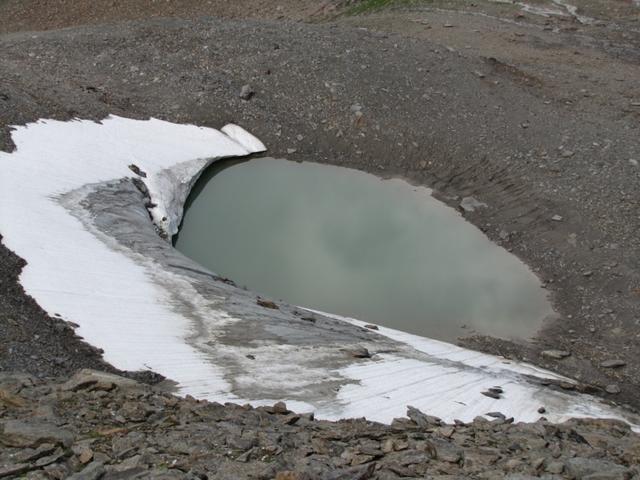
[481,390,501,399]
[349,347,372,359]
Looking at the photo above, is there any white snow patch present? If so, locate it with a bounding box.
[0,116,262,401]
[221,123,266,153]
[310,310,640,429]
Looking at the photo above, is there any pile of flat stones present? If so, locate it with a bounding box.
[1,370,638,479]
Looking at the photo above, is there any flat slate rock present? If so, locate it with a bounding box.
[62,369,140,392]
[600,359,627,368]
[0,419,74,448]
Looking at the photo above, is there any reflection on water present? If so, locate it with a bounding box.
[175,158,552,342]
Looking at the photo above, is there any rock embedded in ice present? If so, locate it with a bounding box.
[348,347,372,359]
[256,298,279,309]
[481,390,501,399]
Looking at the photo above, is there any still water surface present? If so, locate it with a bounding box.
[175,158,552,342]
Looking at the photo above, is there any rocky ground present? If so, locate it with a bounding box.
[1,369,639,479]
[1,0,640,477]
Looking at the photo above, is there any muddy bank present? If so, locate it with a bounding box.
[0,15,639,411]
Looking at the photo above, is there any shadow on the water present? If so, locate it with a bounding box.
[172,157,252,246]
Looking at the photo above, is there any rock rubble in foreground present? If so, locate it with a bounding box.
[1,370,638,479]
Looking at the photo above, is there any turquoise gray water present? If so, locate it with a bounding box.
[175,158,552,342]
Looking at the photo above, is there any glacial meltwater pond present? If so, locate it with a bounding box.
[175,158,552,342]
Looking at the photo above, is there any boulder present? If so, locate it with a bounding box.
[0,419,74,448]
[61,369,139,392]
[407,406,442,427]
[564,457,630,480]
[67,461,105,480]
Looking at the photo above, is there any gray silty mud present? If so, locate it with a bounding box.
[59,175,400,404]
